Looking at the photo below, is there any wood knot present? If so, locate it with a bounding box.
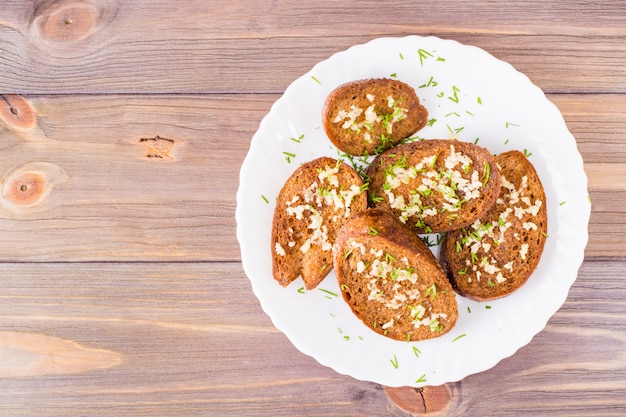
[139,135,176,160]
[0,95,37,131]
[32,0,107,42]
[1,162,69,210]
[384,384,455,415]
[5,173,46,206]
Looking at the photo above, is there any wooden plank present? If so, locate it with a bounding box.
[0,262,390,416]
[0,94,623,260]
[551,94,626,164]
[0,34,622,95]
[2,0,625,39]
[0,1,625,94]
[586,164,626,191]
[0,94,263,262]
[0,260,623,416]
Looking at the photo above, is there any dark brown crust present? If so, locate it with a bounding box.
[333,208,458,341]
[441,150,548,301]
[271,157,368,290]
[322,78,428,156]
[365,139,501,234]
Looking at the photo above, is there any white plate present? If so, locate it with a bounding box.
[236,35,590,387]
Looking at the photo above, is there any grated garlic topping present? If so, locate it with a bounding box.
[332,95,408,142]
[275,242,286,256]
[382,145,483,224]
[283,164,364,254]
[459,171,544,285]
[347,240,450,331]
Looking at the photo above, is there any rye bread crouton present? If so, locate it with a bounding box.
[322,78,428,156]
[441,150,548,301]
[365,139,501,234]
[333,208,458,341]
[272,157,368,290]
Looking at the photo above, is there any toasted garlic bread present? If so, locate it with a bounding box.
[333,208,458,341]
[365,139,501,234]
[441,150,548,301]
[271,157,368,290]
[322,78,428,156]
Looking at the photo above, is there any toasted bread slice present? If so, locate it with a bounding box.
[333,208,458,341]
[365,139,501,234]
[271,157,368,290]
[322,78,428,156]
[441,150,548,301]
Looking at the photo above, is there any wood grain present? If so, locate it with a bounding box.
[0,331,124,378]
[0,262,390,416]
[0,1,625,94]
[0,260,623,416]
[0,94,623,260]
[0,0,625,415]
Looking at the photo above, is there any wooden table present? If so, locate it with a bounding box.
[0,1,624,415]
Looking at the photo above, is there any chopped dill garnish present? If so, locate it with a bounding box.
[413,346,421,358]
[452,333,467,342]
[448,86,461,103]
[417,48,433,65]
[390,355,399,369]
[318,288,339,298]
[419,76,438,88]
[421,235,435,247]
[482,162,491,186]
[290,134,305,143]
[283,151,296,163]
[425,283,437,299]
